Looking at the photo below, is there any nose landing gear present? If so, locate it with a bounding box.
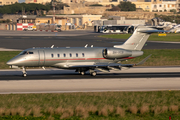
[22,67,27,77]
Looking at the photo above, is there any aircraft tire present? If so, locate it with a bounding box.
[22,73,27,77]
[80,71,85,75]
[91,72,96,76]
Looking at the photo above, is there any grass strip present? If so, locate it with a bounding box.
[99,33,180,42]
[1,49,180,69]
[0,91,180,119]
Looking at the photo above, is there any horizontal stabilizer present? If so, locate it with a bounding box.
[135,54,152,66]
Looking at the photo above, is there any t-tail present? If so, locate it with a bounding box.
[114,26,165,50]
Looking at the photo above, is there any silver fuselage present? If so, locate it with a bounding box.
[7,47,143,69]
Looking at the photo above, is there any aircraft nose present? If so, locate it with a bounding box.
[6,59,16,65]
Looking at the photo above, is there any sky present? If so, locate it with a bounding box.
[19,0,25,3]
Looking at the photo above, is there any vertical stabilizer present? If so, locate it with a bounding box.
[114,26,163,50]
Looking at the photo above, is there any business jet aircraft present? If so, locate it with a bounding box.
[6,26,163,77]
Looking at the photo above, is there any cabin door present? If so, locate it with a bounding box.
[38,50,45,66]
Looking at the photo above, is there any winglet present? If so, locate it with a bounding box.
[135,54,152,66]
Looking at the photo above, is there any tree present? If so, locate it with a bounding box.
[0,3,51,14]
[55,2,69,10]
[118,1,136,11]
[89,4,103,6]
[108,6,120,11]
[170,9,176,14]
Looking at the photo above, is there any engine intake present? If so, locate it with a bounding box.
[103,48,132,59]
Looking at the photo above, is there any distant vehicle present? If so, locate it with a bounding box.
[23,26,36,31]
[7,26,165,77]
[100,25,129,33]
[55,25,61,32]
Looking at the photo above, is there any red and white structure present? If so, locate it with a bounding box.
[17,23,34,31]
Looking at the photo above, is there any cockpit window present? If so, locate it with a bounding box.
[29,52,33,54]
[19,51,33,55]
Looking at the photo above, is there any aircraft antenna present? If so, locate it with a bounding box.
[51,45,54,48]
[85,44,88,48]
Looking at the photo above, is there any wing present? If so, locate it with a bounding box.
[66,54,152,72]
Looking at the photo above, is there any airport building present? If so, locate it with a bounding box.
[162,1,177,12]
[47,14,102,26]
[0,0,18,6]
[132,1,152,11]
[178,0,180,12]
[61,0,179,12]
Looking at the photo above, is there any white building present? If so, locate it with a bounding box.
[162,1,176,12]
[0,0,18,6]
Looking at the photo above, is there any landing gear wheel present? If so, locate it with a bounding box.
[22,73,27,77]
[80,71,85,75]
[91,72,97,76]
[22,67,27,77]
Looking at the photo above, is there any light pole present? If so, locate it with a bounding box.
[52,0,57,24]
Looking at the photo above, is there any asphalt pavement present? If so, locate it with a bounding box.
[0,30,180,50]
[0,30,180,94]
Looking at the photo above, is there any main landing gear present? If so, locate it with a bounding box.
[89,70,97,76]
[80,71,85,75]
[22,67,27,77]
[76,69,97,76]
[91,71,97,76]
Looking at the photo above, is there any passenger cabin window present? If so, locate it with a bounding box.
[64,54,66,57]
[76,53,78,57]
[70,53,72,57]
[51,54,54,58]
[82,53,85,57]
[57,54,60,57]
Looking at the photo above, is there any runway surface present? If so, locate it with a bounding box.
[1,67,180,80]
[0,30,180,94]
[0,30,180,50]
[1,77,180,94]
[0,67,180,94]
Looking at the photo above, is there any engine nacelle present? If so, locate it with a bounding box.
[103,48,132,59]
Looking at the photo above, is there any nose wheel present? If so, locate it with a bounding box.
[22,67,27,77]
